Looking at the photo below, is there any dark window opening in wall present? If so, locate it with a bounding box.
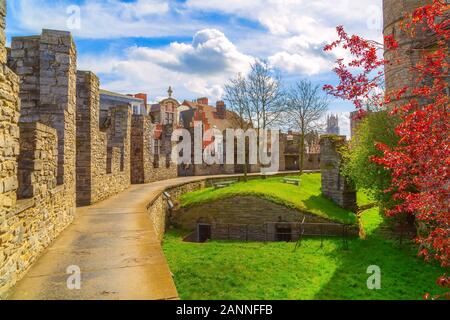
[276,225,292,242]
[106,147,113,174]
[154,139,160,155]
[120,148,125,172]
[198,224,212,243]
[166,154,171,168]
[153,155,160,168]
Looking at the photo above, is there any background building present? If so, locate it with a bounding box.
[326,114,340,135]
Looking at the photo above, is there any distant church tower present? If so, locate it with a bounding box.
[326,114,340,135]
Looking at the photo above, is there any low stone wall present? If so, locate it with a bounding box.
[173,196,330,230]
[172,195,359,242]
[146,180,206,241]
[144,173,356,244]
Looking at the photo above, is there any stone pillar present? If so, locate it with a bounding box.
[76,71,99,206]
[320,135,357,212]
[108,105,131,177]
[131,115,152,184]
[9,29,77,210]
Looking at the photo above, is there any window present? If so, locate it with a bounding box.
[133,105,140,115]
[154,139,160,155]
[165,112,174,124]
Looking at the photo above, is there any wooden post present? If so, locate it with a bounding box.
[320,225,324,248]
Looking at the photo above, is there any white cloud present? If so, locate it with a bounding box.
[7,0,382,114]
[129,29,254,75]
[185,0,382,38]
[184,0,382,76]
[269,52,330,76]
[78,29,253,102]
[9,0,199,38]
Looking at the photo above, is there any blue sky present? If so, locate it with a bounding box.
[5,0,383,136]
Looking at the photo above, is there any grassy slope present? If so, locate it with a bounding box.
[163,207,446,300]
[181,174,370,224]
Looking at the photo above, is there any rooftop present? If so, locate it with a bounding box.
[99,89,145,103]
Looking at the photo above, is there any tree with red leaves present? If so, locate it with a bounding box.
[324,0,449,299]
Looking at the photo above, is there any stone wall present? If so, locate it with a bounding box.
[9,29,77,214]
[3,122,74,296]
[149,124,178,182]
[0,3,20,212]
[10,30,77,196]
[320,135,357,212]
[173,196,329,230]
[172,196,358,242]
[17,123,57,201]
[146,181,206,241]
[0,1,21,296]
[76,71,131,205]
[1,24,77,297]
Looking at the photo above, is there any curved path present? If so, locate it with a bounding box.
[7,171,302,300]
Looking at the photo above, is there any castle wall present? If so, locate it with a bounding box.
[76,71,131,205]
[146,124,178,183]
[1,22,76,296]
[383,0,432,106]
[0,4,21,295]
[9,29,77,210]
[320,135,357,212]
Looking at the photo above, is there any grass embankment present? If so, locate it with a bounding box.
[181,174,368,224]
[163,207,447,300]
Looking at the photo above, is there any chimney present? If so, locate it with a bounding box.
[134,93,148,107]
[216,100,226,119]
[197,97,209,105]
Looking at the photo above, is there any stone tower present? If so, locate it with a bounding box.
[383,0,433,106]
[326,114,340,135]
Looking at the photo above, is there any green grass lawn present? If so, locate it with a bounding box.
[163,207,447,300]
[181,174,372,224]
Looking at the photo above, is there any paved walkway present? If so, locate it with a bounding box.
[7,172,302,300]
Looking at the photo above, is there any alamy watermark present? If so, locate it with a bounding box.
[67,265,81,290]
[171,125,280,173]
[66,5,81,30]
[367,265,381,290]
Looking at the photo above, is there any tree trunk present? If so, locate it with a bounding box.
[243,160,248,182]
[299,133,305,176]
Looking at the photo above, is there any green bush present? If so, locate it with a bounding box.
[342,111,400,209]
